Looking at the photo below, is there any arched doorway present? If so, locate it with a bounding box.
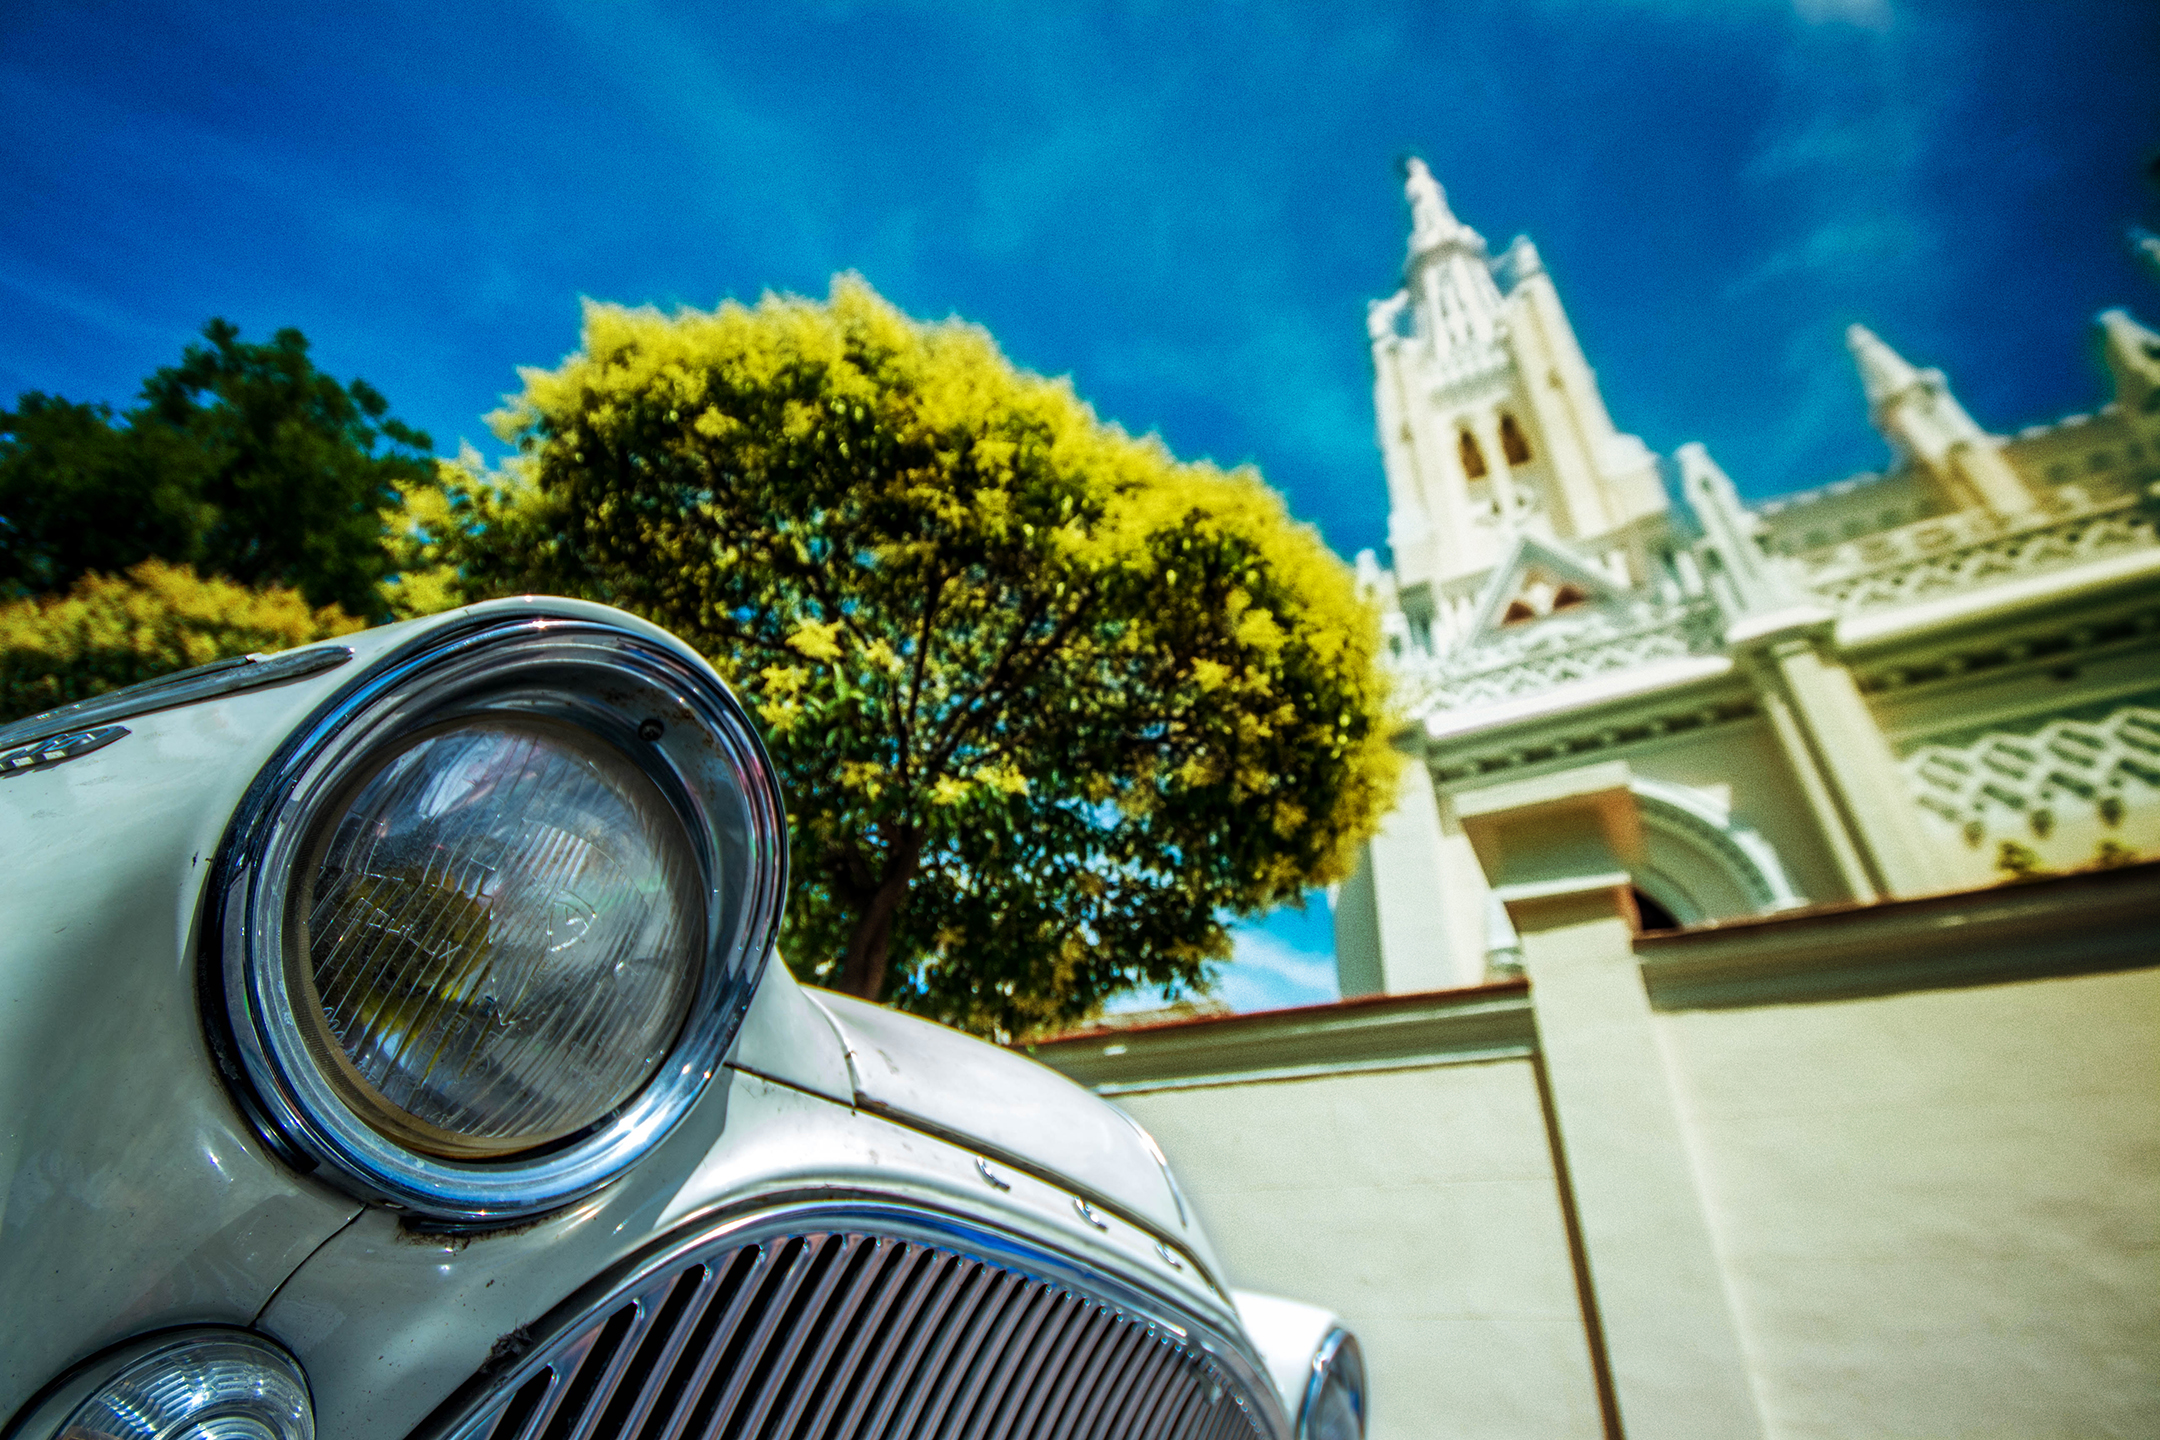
[1628,777,1805,927]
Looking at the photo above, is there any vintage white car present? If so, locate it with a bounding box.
[0,596,1364,1440]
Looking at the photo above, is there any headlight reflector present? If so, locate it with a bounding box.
[294,718,701,1157]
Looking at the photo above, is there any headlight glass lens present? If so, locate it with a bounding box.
[62,1332,312,1440]
[291,717,702,1157]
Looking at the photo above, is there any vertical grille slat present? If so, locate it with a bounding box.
[792,1241,935,1440]
[902,1267,1029,1440]
[589,1266,713,1440]
[729,1233,866,1440]
[879,1261,1007,1440]
[1039,1309,1138,1440]
[957,1283,1063,1440]
[759,1235,892,1440]
[547,1304,645,1440]
[513,1330,608,1440]
[1058,1320,1155,1440]
[994,1299,1100,1440]
[1084,1336,1171,1440]
[822,1248,959,1440]
[1143,1367,1209,1440]
[424,1225,1270,1440]
[488,1369,558,1440]
[646,1246,778,1440]
[683,1237,824,1440]
[1041,1304,1131,1440]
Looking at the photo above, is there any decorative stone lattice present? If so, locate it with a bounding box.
[1904,705,2160,836]
[1804,493,2158,615]
[1401,599,1723,715]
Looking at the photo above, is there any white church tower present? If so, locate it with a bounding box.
[1338,159,2160,1000]
[1367,159,1668,654]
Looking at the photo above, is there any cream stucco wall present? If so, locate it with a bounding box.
[1039,867,2160,1439]
[1119,1061,1605,1440]
[1655,968,2160,1440]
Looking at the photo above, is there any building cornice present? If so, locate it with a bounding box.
[1636,860,2160,1010]
[1025,981,1535,1095]
[1029,866,2159,1099]
[1419,654,1735,743]
[1835,538,2160,655]
[1421,670,1760,787]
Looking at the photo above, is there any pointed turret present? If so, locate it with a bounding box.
[2098,308,2160,416]
[1679,443,1797,617]
[1846,324,1923,410]
[1498,234,1544,289]
[1846,324,2033,515]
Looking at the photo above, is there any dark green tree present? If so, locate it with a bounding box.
[0,319,434,619]
[0,393,209,593]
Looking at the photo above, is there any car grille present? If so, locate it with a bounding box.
[423,1223,1271,1440]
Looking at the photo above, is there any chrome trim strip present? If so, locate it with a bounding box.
[0,645,352,751]
[852,1097,1226,1297]
[205,612,789,1222]
[403,1193,1290,1440]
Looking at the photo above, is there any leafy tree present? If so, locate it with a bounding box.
[0,394,210,591]
[1,559,365,725]
[450,276,1397,1037]
[0,320,434,619]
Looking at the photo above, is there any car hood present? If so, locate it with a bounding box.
[802,987,1224,1287]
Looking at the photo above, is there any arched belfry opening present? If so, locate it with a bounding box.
[1459,430,1488,479]
[1499,413,1533,465]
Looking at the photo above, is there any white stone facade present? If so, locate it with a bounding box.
[1341,160,2160,994]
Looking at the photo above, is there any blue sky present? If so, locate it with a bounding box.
[5,0,2156,1009]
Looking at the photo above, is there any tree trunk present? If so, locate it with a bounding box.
[836,834,922,1002]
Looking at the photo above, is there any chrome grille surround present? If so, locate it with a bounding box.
[406,1197,1288,1440]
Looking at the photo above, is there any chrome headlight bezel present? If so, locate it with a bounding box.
[1300,1325,1366,1440]
[205,612,788,1223]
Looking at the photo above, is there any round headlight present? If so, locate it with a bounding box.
[209,610,787,1222]
[292,717,702,1157]
[12,1329,312,1440]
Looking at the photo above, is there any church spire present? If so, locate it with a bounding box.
[1847,323,2032,515]
[1404,157,1476,258]
[1846,324,1922,409]
[2098,308,2160,414]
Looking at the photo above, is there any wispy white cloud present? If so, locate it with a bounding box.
[1097,898,1340,1017]
[1531,0,1893,26]
[1726,214,1936,295]
[1213,924,1339,1013]
[1791,0,1892,30]
[1707,4,1968,482]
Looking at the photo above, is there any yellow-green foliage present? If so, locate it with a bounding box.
[374,447,533,620]
[464,274,1398,1038]
[0,559,365,725]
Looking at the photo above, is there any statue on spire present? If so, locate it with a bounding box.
[1404,157,1455,248]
